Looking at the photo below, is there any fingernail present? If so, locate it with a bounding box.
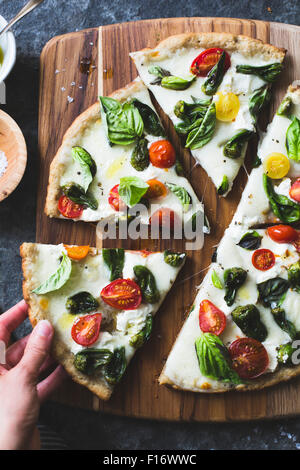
[35,320,53,338]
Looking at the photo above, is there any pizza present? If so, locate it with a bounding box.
[130,32,286,195]
[20,242,186,399]
[45,79,206,231]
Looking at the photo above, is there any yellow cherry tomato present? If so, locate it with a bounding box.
[215,92,240,122]
[263,152,290,179]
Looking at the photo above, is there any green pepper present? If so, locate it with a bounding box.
[129,315,153,349]
[163,250,186,267]
[66,291,99,314]
[231,304,268,342]
[224,267,247,306]
[133,265,160,304]
[131,137,150,171]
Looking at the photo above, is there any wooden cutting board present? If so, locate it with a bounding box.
[37,17,300,421]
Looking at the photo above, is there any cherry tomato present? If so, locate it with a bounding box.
[149,208,179,230]
[190,47,231,77]
[101,279,142,310]
[108,184,127,212]
[252,248,275,271]
[199,299,226,335]
[71,313,102,346]
[146,179,167,199]
[58,195,84,219]
[149,140,176,168]
[263,153,290,179]
[64,245,90,260]
[215,92,240,122]
[289,178,300,203]
[229,337,269,379]
[267,225,298,244]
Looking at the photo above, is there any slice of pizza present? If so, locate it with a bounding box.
[45,79,207,232]
[232,85,300,228]
[20,242,186,400]
[160,224,300,392]
[130,33,285,195]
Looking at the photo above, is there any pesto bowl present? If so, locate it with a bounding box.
[0,14,16,84]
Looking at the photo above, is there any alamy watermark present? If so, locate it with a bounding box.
[0,340,6,364]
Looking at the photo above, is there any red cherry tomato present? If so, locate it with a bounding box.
[293,233,300,253]
[71,313,102,346]
[101,279,142,310]
[58,195,84,219]
[267,225,298,244]
[252,248,275,271]
[289,178,300,203]
[149,208,179,230]
[229,337,269,379]
[149,140,176,168]
[108,184,127,212]
[190,48,231,77]
[199,299,226,336]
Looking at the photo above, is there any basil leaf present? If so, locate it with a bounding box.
[236,63,283,83]
[62,183,98,210]
[286,116,300,162]
[100,97,144,145]
[212,270,223,289]
[263,174,300,223]
[66,291,99,314]
[32,252,72,294]
[118,176,149,207]
[130,138,150,171]
[131,99,165,137]
[133,265,160,304]
[104,347,127,385]
[231,304,267,342]
[195,333,243,385]
[74,348,113,375]
[163,250,186,267]
[287,261,300,293]
[148,65,171,84]
[237,231,262,250]
[271,307,297,340]
[102,248,125,281]
[174,117,203,136]
[185,102,216,150]
[161,75,195,90]
[71,146,96,192]
[129,315,153,349]
[174,98,212,120]
[201,51,226,96]
[224,267,247,306]
[257,277,290,308]
[217,175,229,195]
[249,84,271,123]
[277,96,293,117]
[253,155,262,168]
[223,130,253,159]
[166,182,192,212]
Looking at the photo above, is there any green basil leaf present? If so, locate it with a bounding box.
[100,96,122,113]
[74,348,113,375]
[118,176,149,207]
[133,265,160,304]
[32,252,72,294]
[201,51,226,96]
[148,65,171,83]
[104,347,127,384]
[236,63,283,83]
[129,315,153,349]
[165,182,192,212]
[223,130,253,159]
[163,250,186,268]
[71,146,96,192]
[61,183,98,210]
[195,333,243,384]
[237,231,262,250]
[277,96,293,117]
[249,84,271,123]
[212,270,223,289]
[231,304,268,342]
[102,248,125,281]
[131,98,165,137]
[286,116,300,162]
[161,75,195,90]
[257,276,290,308]
[66,291,99,314]
[185,102,216,150]
[271,307,297,340]
[130,138,150,171]
[174,98,211,120]
[263,174,300,223]
[217,175,229,195]
[224,267,247,306]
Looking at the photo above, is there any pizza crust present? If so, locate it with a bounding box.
[20,242,113,400]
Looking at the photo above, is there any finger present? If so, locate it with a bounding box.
[0,364,8,375]
[0,300,28,345]
[37,365,67,402]
[5,334,30,367]
[18,320,53,383]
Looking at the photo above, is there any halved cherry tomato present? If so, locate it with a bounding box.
[58,195,84,219]
[146,179,167,199]
[267,225,298,244]
[289,178,300,203]
[252,248,275,271]
[108,184,127,212]
[71,313,102,346]
[229,337,269,379]
[263,152,290,179]
[101,279,142,310]
[190,48,231,77]
[64,245,90,260]
[199,299,226,336]
[149,140,176,168]
[149,208,179,230]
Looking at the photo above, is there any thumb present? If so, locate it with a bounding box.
[18,320,53,382]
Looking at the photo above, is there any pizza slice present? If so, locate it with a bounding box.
[45,79,207,232]
[20,242,186,400]
[130,32,285,195]
[232,85,300,228]
[160,224,300,392]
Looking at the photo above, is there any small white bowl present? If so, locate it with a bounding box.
[0,14,16,84]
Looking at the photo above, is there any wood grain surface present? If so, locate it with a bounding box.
[37,17,300,421]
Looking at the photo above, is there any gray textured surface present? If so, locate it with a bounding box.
[1,0,300,450]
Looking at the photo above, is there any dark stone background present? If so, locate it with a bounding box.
[1,0,300,450]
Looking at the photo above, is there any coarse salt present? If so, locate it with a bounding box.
[0,150,8,178]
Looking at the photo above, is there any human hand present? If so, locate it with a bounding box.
[0,300,66,450]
